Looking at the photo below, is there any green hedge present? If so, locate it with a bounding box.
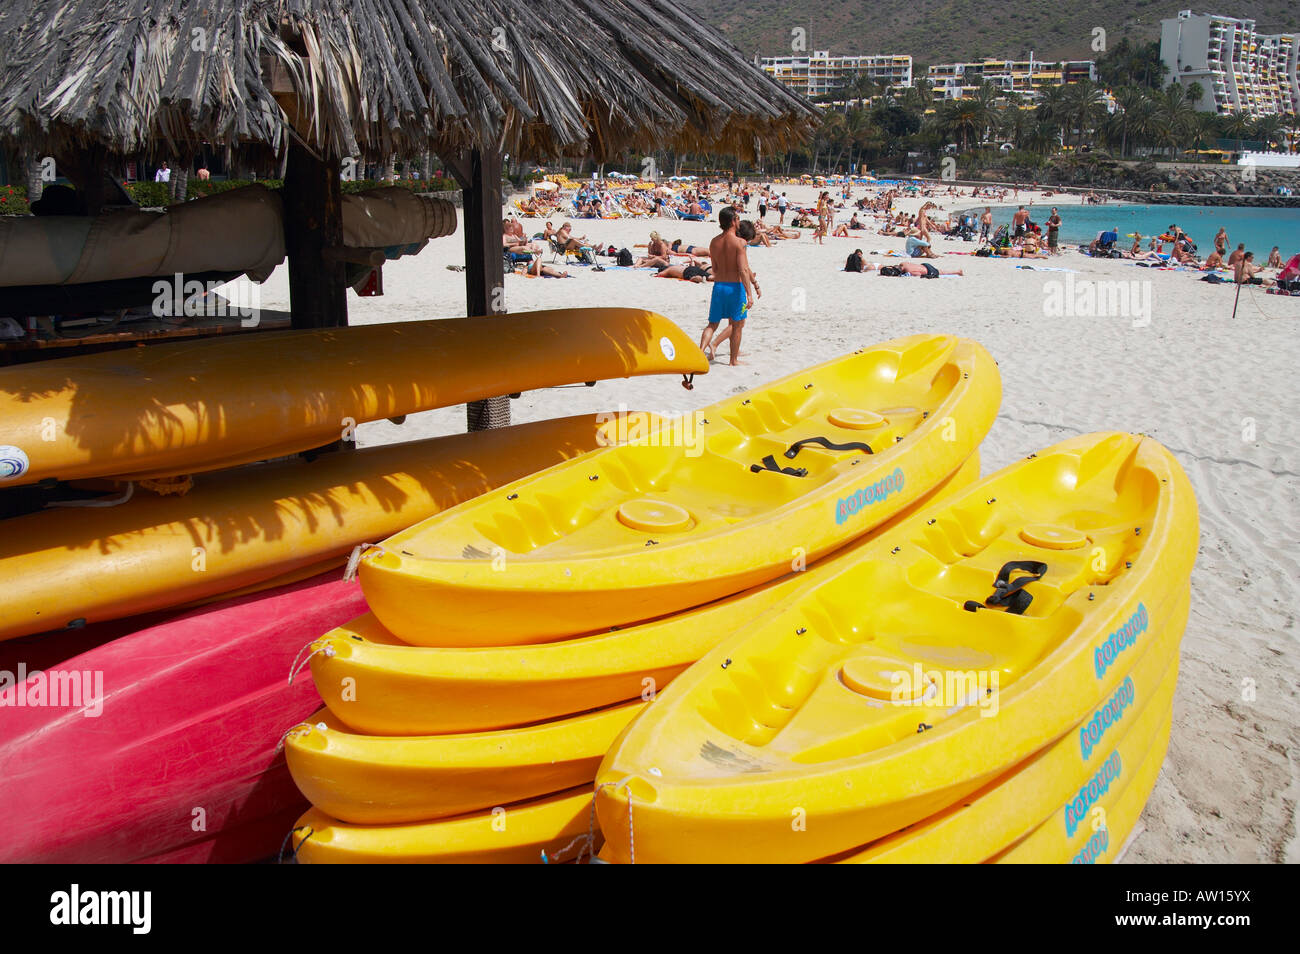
[0,184,30,214]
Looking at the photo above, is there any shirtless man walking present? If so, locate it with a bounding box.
[700,207,756,365]
[1011,206,1030,242]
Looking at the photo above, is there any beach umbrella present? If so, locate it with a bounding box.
[532,180,559,192]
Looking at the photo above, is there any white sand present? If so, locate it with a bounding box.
[257,183,1300,863]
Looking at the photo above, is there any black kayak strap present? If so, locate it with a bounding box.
[963,560,1048,615]
[750,454,808,478]
[784,435,873,459]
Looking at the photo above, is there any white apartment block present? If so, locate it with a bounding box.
[926,59,1098,101]
[1160,11,1300,117]
[759,51,913,99]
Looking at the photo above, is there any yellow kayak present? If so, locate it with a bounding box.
[992,711,1174,864]
[310,454,982,735]
[0,309,705,487]
[0,413,641,641]
[291,787,598,864]
[284,702,642,825]
[834,586,1185,862]
[595,432,1199,863]
[360,335,1000,645]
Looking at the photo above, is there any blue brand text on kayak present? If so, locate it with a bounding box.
[1065,750,1122,837]
[835,468,904,525]
[1080,676,1135,760]
[1072,825,1110,864]
[1094,604,1148,680]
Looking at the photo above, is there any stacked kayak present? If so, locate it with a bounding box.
[0,412,642,861]
[0,306,711,862]
[287,458,982,863]
[0,571,362,864]
[594,432,1199,863]
[357,334,1000,644]
[0,308,706,486]
[287,335,1002,862]
[0,413,659,641]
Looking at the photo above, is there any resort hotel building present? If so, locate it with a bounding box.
[1160,11,1300,117]
[925,60,1097,101]
[758,52,913,99]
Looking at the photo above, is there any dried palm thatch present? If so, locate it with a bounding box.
[0,0,817,164]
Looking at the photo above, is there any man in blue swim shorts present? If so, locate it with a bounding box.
[700,207,757,366]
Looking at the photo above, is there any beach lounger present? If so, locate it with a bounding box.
[548,237,589,265]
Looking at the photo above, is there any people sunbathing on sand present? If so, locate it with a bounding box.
[1235,251,1273,286]
[670,240,710,257]
[879,261,963,277]
[554,222,594,253]
[992,244,1047,259]
[503,217,541,254]
[522,257,572,278]
[635,230,672,268]
[653,260,712,282]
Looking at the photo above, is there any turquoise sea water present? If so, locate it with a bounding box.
[971,203,1299,257]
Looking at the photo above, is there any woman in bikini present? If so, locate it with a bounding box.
[670,239,711,257]
[652,260,712,283]
[555,222,593,253]
[636,231,672,267]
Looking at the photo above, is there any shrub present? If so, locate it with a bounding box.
[127,181,172,207]
[0,184,31,215]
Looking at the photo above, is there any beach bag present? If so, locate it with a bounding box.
[617,248,634,267]
[580,248,597,265]
[845,253,863,273]
[879,265,903,277]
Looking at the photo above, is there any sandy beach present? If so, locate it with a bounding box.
[256,182,1300,863]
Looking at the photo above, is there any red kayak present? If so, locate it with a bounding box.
[0,571,365,863]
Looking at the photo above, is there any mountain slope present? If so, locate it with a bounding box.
[684,0,1300,68]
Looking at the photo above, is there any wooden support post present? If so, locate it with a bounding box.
[445,148,510,431]
[284,141,348,329]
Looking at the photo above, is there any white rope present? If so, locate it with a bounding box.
[275,719,328,753]
[343,543,385,581]
[287,641,334,686]
[44,481,134,508]
[568,779,634,865]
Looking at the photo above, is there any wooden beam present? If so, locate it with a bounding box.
[446,148,510,431]
[283,141,348,329]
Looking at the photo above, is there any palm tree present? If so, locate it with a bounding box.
[1154,83,1199,156]
[1063,80,1107,149]
[24,153,43,204]
[1221,109,1253,149]
[942,99,982,151]
[1188,111,1219,153]
[998,98,1031,151]
[1111,87,1152,158]
[849,72,878,111]
[1024,117,1062,155]
[902,77,935,116]
[1251,113,1286,151]
[971,81,1001,147]
[1035,85,1069,133]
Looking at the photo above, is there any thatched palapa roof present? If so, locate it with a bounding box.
[0,0,817,164]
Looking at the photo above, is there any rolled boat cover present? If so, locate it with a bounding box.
[0,184,455,287]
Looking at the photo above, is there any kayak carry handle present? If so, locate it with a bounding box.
[784,436,874,459]
[963,560,1048,616]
